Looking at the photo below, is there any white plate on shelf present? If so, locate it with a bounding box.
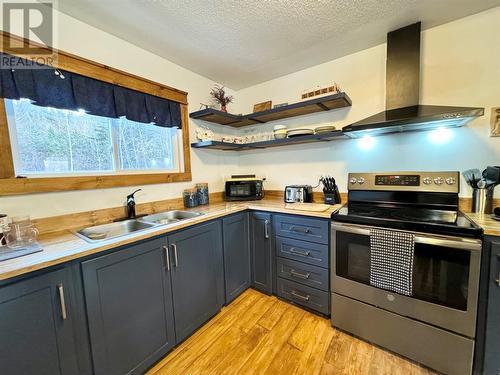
[314,125,336,134]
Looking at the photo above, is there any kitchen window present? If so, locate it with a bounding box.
[5,98,182,177]
[0,33,191,195]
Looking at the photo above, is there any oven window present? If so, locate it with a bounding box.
[229,183,256,197]
[335,231,471,311]
[413,244,470,311]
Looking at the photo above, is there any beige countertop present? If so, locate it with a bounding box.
[0,200,340,281]
[465,212,500,237]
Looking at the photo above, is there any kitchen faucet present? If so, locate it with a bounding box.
[126,189,142,219]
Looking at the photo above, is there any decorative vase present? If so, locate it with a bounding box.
[220,104,227,113]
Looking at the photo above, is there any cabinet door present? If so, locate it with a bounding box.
[168,221,224,342]
[251,212,273,294]
[223,212,251,303]
[0,268,79,375]
[82,237,175,375]
[484,237,500,375]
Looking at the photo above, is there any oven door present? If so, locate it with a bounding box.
[331,222,481,338]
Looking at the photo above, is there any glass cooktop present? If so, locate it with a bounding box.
[331,203,483,238]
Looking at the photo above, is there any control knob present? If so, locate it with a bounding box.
[358,177,365,184]
[350,177,358,184]
[434,177,444,185]
[445,177,456,185]
[423,177,432,185]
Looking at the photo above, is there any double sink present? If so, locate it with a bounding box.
[76,210,204,242]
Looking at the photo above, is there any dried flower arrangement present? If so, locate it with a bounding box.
[210,84,233,112]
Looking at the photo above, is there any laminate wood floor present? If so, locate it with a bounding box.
[147,289,436,375]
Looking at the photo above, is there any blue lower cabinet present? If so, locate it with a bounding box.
[250,212,273,294]
[168,220,224,342]
[223,213,251,303]
[277,278,330,315]
[82,237,176,375]
[480,236,500,375]
[0,267,80,375]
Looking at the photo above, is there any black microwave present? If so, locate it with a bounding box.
[225,176,264,201]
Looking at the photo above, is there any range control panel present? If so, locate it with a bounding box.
[375,175,420,186]
[348,172,459,193]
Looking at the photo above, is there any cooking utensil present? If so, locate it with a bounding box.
[463,169,482,188]
[482,166,500,186]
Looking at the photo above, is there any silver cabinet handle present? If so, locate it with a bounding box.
[290,269,310,280]
[57,284,67,320]
[291,290,310,301]
[164,245,171,271]
[290,226,311,234]
[496,255,500,286]
[264,220,269,239]
[289,248,310,257]
[171,244,178,267]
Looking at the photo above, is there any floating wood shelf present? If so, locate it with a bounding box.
[189,92,352,127]
[191,131,346,151]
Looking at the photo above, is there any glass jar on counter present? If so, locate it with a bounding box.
[183,188,199,208]
[196,183,209,205]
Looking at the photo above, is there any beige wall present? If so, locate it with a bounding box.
[231,7,500,198]
[0,10,240,219]
[1,7,499,220]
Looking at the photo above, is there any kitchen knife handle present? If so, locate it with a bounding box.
[57,284,67,320]
[264,220,269,239]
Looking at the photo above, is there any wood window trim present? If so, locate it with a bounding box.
[0,32,192,196]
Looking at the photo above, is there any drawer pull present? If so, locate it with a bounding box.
[291,290,310,301]
[163,245,171,271]
[290,226,311,234]
[290,269,310,280]
[289,248,311,257]
[57,284,67,320]
[264,220,270,239]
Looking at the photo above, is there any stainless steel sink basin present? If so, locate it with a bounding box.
[140,210,204,225]
[76,220,157,242]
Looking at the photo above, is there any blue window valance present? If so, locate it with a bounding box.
[0,53,182,128]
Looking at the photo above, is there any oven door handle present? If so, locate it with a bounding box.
[331,223,482,251]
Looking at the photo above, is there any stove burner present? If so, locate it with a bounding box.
[332,204,482,238]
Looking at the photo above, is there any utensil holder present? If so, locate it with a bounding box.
[472,187,495,214]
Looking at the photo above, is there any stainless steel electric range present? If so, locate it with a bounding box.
[330,172,483,375]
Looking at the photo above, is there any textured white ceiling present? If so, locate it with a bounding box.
[57,0,500,89]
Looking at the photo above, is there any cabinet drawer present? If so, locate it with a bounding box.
[277,257,329,291]
[276,236,328,268]
[277,278,329,315]
[273,215,329,244]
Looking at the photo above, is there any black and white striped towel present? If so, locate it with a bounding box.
[369,228,415,296]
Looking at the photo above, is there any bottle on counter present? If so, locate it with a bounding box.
[196,183,209,205]
[183,188,199,208]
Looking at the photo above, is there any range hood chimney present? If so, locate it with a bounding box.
[343,22,484,138]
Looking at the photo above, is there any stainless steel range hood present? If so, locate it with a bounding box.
[343,22,484,138]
